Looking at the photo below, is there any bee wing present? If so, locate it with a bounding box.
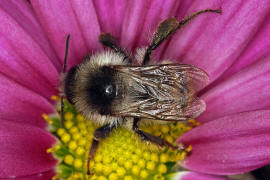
[113,64,209,121]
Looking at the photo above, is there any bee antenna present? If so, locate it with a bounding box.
[62,34,71,73]
[60,34,71,128]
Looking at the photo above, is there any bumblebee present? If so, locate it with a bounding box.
[61,8,221,174]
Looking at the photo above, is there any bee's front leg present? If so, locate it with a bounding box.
[87,124,115,175]
[132,118,182,150]
[99,33,131,63]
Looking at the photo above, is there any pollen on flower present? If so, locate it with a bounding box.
[124,176,133,180]
[57,128,65,136]
[117,167,126,176]
[98,176,107,180]
[74,159,83,169]
[124,161,132,170]
[140,169,149,179]
[154,174,165,180]
[61,133,71,143]
[46,147,54,154]
[51,95,61,101]
[64,155,74,165]
[108,173,118,180]
[146,161,156,171]
[64,121,73,129]
[131,165,140,175]
[42,113,53,124]
[46,144,60,154]
[158,164,167,174]
[52,175,60,180]
[76,147,85,156]
[68,141,77,151]
[138,159,145,168]
[188,119,200,127]
[46,100,196,179]
[186,145,192,152]
[65,112,74,121]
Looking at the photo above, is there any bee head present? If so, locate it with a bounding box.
[63,51,126,125]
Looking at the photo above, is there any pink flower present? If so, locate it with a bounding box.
[0,0,270,179]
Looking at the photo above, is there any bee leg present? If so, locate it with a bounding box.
[99,33,131,63]
[135,128,180,150]
[87,124,115,175]
[143,8,222,65]
[133,118,180,150]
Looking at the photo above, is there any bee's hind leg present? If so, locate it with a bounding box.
[87,124,115,175]
[133,118,181,150]
[142,8,222,65]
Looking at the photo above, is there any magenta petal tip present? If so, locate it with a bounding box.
[178,110,270,175]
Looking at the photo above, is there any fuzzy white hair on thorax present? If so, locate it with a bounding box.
[89,50,127,66]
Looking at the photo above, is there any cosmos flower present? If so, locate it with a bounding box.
[0,0,270,179]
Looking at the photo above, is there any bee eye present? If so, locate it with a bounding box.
[101,83,116,100]
[105,84,115,97]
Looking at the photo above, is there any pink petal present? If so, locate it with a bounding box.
[0,0,60,100]
[221,13,270,78]
[134,0,181,48]
[172,171,230,180]
[119,0,153,50]
[178,110,270,175]
[92,0,196,59]
[30,0,102,69]
[93,0,127,37]
[118,0,181,50]
[199,56,270,122]
[163,0,270,82]
[0,0,61,69]
[0,120,56,178]
[11,170,55,180]
[0,74,54,128]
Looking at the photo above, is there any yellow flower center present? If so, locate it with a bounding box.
[45,97,198,180]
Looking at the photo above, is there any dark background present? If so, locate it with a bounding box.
[252,165,270,180]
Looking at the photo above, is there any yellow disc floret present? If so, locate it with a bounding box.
[46,100,195,180]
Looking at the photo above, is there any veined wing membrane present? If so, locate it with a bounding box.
[113,64,209,121]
